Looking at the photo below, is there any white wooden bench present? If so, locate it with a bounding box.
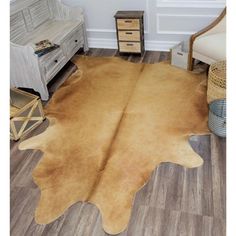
[10,0,88,100]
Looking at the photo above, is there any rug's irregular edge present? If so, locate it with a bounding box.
[19,117,55,151]
[20,134,206,236]
[30,138,206,234]
[18,56,147,232]
[83,61,209,234]
[17,56,209,235]
[89,136,206,235]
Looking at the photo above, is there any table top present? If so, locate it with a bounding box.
[114,11,144,19]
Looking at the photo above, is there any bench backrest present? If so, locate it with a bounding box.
[10,0,52,43]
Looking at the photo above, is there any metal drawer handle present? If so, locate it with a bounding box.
[75,39,78,43]
[54,59,58,63]
[124,20,132,23]
[126,43,133,46]
[125,32,133,35]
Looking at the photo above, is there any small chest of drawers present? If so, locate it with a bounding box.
[114,11,145,55]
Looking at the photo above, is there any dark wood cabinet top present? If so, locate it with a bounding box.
[114,11,144,19]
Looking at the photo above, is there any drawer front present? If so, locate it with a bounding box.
[40,48,67,81]
[118,30,140,41]
[117,19,140,30]
[119,42,141,53]
[63,27,84,59]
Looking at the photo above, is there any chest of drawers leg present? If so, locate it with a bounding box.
[114,11,145,55]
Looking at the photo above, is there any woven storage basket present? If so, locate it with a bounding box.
[208,99,226,137]
[207,60,226,103]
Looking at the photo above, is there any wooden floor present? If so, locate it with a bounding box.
[10,49,226,236]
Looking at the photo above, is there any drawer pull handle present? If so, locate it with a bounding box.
[124,20,132,23]
[125,32,133,35]
[126,43,133,46]
[75,40,78,42]
[54,59,58,63]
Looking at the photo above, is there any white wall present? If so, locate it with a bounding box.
[63,0,226,51]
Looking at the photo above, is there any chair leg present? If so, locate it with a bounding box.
[188,57,195,71]
[206,64,210,76]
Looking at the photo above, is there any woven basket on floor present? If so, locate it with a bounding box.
[207,60,226,103]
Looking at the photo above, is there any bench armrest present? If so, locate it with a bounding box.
[10,42,47,93]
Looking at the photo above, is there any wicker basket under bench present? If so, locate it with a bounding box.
[10,88,45,141]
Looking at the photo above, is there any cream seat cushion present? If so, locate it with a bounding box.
[193,33,226,62]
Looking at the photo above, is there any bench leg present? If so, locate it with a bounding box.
[82,23,89,52]
[38,87,49,101]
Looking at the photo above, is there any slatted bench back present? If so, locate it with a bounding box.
[10,0,53,43]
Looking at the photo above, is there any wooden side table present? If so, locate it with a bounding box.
[114,11,145,55]
[10,88,45,141]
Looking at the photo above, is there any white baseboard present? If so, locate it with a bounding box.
[88,38,180,52]
[88,38,117,49]
[145,40,180,52]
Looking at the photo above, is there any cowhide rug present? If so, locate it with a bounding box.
[19,56,209,235]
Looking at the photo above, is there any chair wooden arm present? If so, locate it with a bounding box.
[188,7,226,71]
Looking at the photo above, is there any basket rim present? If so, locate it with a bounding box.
[209,98,226,105]
[209,60,226,69]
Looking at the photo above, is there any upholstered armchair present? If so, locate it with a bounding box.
[188,8,226,71]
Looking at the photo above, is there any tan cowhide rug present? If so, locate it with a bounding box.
[19,56,209,235]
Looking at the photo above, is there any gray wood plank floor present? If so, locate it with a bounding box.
[10,48,226,236]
